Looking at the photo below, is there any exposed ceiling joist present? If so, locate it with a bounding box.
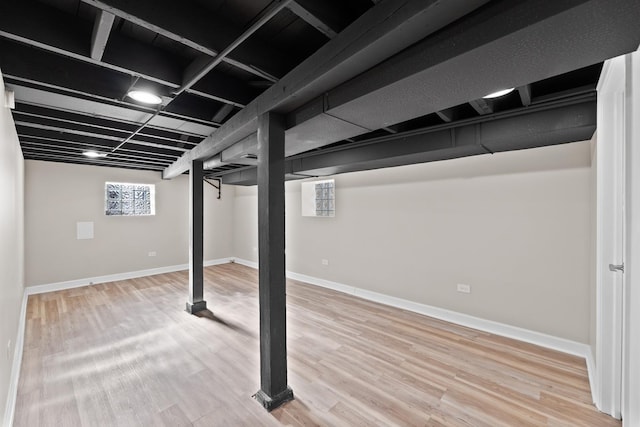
[80,0,294,82]
[8,84,217,137]
[287,0,339,39]
[298,0,639,136]
[90,9,115,61]
[0,0,256,108]
[436,108,456,123]
[212,104,235,123]
[518,85,532,107]
[163,0,491,178]
[176,0,293,96]
[172,0,640,179]
[221,96,596,185]
[469,98,493,115]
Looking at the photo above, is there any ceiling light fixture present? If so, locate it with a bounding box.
[482,88,515,99]
[82,150,108,158]
[127,90,162,105]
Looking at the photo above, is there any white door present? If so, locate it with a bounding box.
[595,55,627,419]
[622,49,640,427]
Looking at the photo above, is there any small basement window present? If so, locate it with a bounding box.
[105,182,155,216]
[301,179,335,217]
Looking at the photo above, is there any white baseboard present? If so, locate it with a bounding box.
[234,258,592,361]
[232,258,258,269]
[25,258,233,296]
[586,349,597,404]
[3,289,28,427]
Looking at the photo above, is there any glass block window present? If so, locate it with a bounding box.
[301,179,335,217]
[314,180,335,217]
[105,182,155,216]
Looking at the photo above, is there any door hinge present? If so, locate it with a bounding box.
[609,263,624,272]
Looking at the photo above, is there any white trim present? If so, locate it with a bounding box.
[3,289,28,427]
[232,258,258,270]
[25,258,233,295]
[234,258,592,360]
[587,348,598,405]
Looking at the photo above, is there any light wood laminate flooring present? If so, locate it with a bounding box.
[14,263,618,426]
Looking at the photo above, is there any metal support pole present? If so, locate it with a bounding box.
[186,159,206,313]
[254,112,293,410]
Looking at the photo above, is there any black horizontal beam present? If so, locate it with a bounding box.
[164,0,491,178]
[220,96,596,185]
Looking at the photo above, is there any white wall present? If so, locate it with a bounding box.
[589,136,598,366]
[234,141,592,343]
[25,160,235,286]
[0,71,25,425]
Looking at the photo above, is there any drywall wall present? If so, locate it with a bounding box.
[25,160,235,286]
[234,141,592,343]
[0,71,25,425]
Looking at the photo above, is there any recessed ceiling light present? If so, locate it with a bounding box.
[127,90,162,105]
[82,150,107,158]
[483,88,515,99]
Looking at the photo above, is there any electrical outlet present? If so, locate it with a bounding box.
[457,284,471,294]
[322,259,329,266]
[148,251,157,257]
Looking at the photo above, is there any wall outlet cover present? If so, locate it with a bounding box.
[457,284,471,293]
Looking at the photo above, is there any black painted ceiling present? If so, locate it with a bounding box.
[0,0,636,183]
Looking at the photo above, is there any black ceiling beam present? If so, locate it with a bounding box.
[15,123,189,155]
[18,133,180,160]
[469,98,493,115]
[81,0,294,82]
[164,0,491,178]
[13,103,202,145]
[518,85,532,107]
[20,143,171,167]
[0,0,255,107]
[322,0,640,131]
[12,96,210,140]
[288,0,343,39]
[22,151,164,171]
[212,104,235,124]
[90,9,115,61]
[220,96,596,185]
[19,137,178,162]
[436,108,456,123]
[193,0,638,169]
[12,109,199,148]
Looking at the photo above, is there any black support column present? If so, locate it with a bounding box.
[186,158,206,314]
[254,112,293,411]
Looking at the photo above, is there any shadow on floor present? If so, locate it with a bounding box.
[194,309,254,337]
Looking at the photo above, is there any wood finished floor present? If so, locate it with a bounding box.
[14,263,618,426]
